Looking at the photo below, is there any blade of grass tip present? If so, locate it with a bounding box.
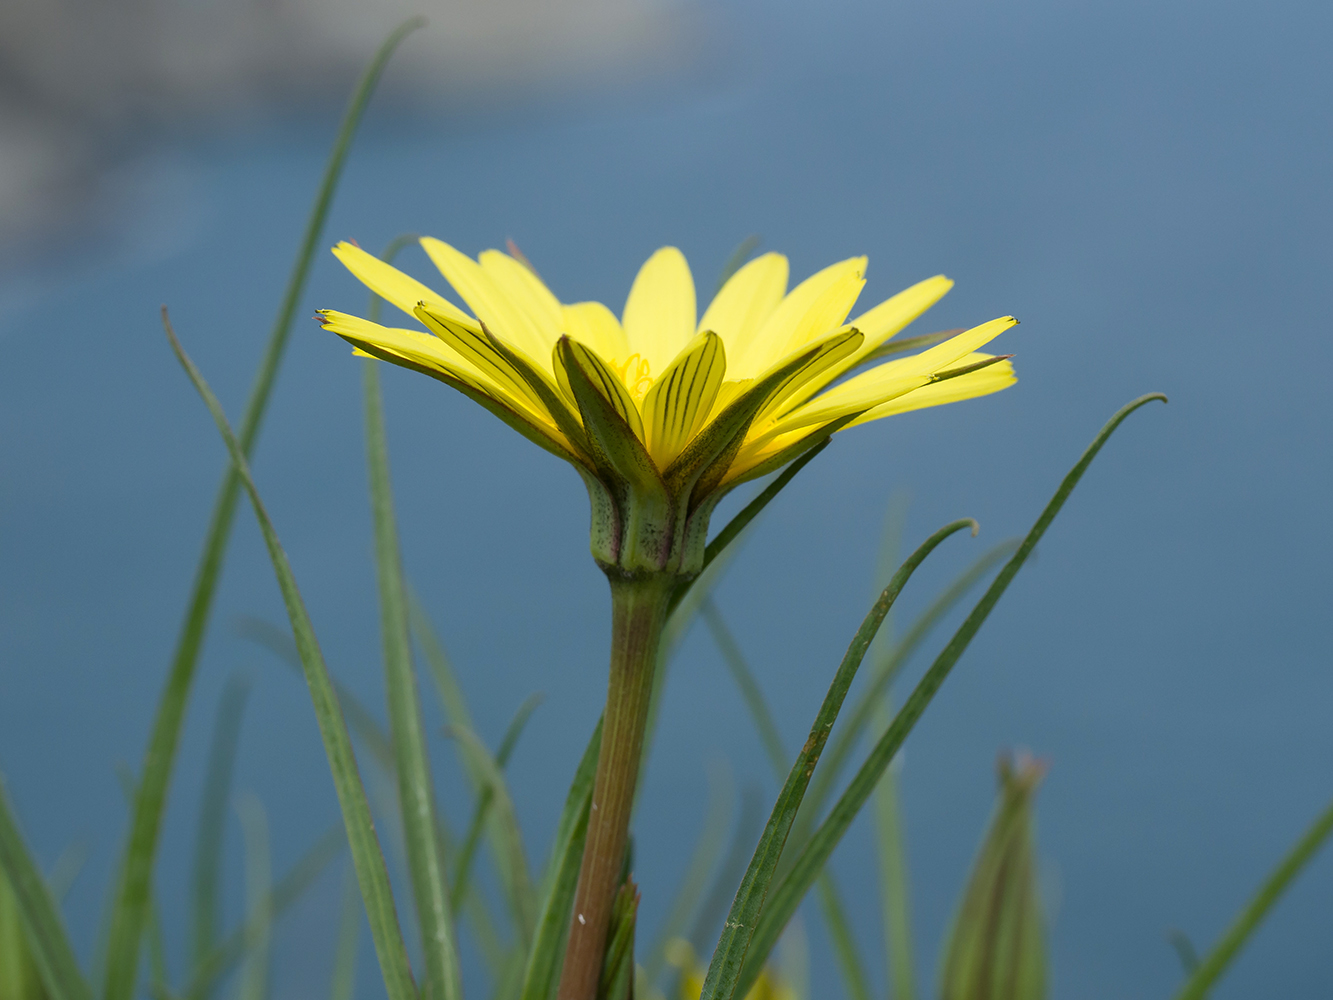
[103,24,425,1000]
[164,312,419,1000]
[0,776,92,1000]
[1166,929,1199,976]
[714,236,762,296]
[192,673,251,983]
[331,865,362,1000]
[642,762,734,987]
[735,394,1168,998]
[450,694,546,915]
[697,518,980,1000]
[114,762,174,1000]
[519,719,603,1000]
[366,306,463,1000]
[183,827,345,1000]
[790,538,1019,855]
[235,794,272,1000]
[49,841,91,903]
[872,699,915,1000]
[1173,793,1333,1000]
[701,600,872,1000]
[687,786,764,957]
[447,727,537,948]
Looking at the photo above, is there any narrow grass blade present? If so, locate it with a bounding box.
[0,775,92,1000]
[102,24,424,1000]
[164,314,419,1000]
[872,702,915,1000]
[450,694,545,915]
[702,600,872,1000]
[49,842,91,904]
[642,763,733,986]
[714,237,762,296]
[236,794,273,1000]
[698,519,980,1000]
[519,720,602,1000]
[1173,794,1333,1000]
[366,348,462,1000]
[688,787,764,957]
[1166,929,1199,976]
[236,617,396,772]
[448,727,537,948]
[183,827,344,1000]
[331,865,362,1000]
[146,896,170,1000]
[735,394,1168,997]
[192,674,251,981]
[1,862,42,1000]
[597,881,639,1000]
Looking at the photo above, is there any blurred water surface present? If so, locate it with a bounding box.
[2,0,1331,998]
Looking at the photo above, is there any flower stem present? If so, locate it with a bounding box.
[558,574,674,1000]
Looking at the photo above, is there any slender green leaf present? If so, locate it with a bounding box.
[450,694,545,915]
[48,843,90,905]
[815,874,872,1000]
[519,720,602,1000]
[235,794,273,1000]
[1166,929,1199,977]
[872,701,915,1000]
[1173,793,1333,1000]
[192,674,251,981]
[0,776,91,1000]
[714,237,762,296]
[735,394,1168,997]
[331,865,362,1000]
[182,827,344,1000]
[597,881,639,1000]
[688,787,764,958]
[1,861,44,1000]
[698,518,980,1000]
[102,24,424,1000]
[164,314,419,1000]
[366,343,462,1000]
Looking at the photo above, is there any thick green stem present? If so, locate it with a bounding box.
[557,575,674,1000]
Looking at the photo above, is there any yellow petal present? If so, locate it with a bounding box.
[846,355,1016,426]
[319,310,501,398]
[419,237,553,363]
[773,316,1017,433]
[563,301,630,362]
[413,303,553,418]
[621,247,697,378]
[479,249,565,347]
[698,252,788,351]
[331,242,474,326]
[641,331,727,467]
[730,256,867,379]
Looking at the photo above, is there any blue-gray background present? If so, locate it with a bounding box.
[2,0,1331,997]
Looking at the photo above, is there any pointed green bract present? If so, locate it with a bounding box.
[733,394,1168,998]
[164,313,419,1000]
[101,23,423,1000]
[698,519,979,1000]
[939,757,1046,1000]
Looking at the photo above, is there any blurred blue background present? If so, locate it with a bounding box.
[2,0,1331,997]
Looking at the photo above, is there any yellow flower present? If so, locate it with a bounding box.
[318,240,1015,575]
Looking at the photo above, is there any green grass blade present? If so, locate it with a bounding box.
[448,727,537,949]
[688,788,764,957]
[698,519,980,1000]
[519,719,603,1000]
[101,24,424,1000]
[366,349,462,1000]
[183,827,344,1000]
[192,674,251,980]
[1166,929,1199,976]
[164,315,419,1000]
[450,694,545,915]
[814,873,872,1000]
[331,865,363,1000]
[872,701,915,1000]
[642,763,733,987]
[236,795,273,1000]
[714,237,762,296]
[735,394,1168,997]
[49,842,91,904]
[1173,794,1333,1000]
[0,777,91,1000]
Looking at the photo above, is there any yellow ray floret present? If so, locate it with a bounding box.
[321,238,1018,488]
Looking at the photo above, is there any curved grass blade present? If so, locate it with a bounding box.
[734,394,1168,998]
[49,842,91,904]
[519,719,603,1000]
[1173,793,1333,1000]
[697,519,981,1000]
[331,865,362,1000]
[1166,929,1199,976]
[366,343,462,1000]
[164,313,418,1000]
[235,794,273,1000]
[872,701,915,1000]
[688,787,765,957]
[102,24,425,1000]
[183,827,344,1000]
[815,873,872,1000]
[450,694,545,915]
[0,776,91,1000]
[192,674,251,983]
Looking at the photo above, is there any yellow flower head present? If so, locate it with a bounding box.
[318,240,1015,576]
